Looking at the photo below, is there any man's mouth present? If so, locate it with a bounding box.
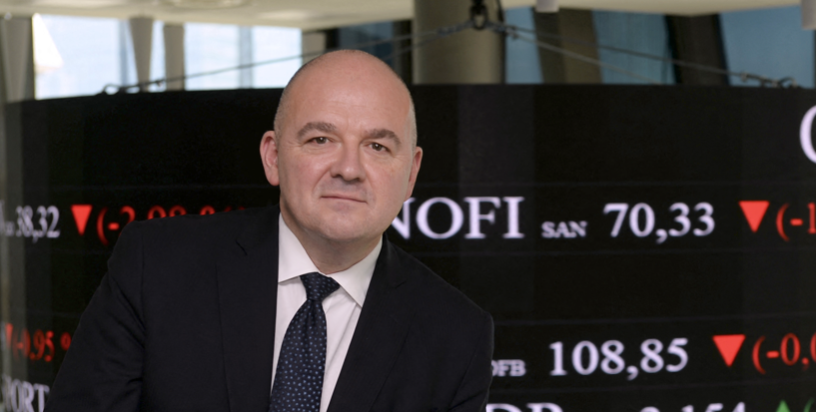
[322,195,366,203]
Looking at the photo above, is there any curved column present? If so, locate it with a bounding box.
[1,16,34,102]
[129,16,154,91]
[163,23,185,90]
[413,0,503,84]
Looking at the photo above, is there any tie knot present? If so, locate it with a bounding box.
[300,272,340,302]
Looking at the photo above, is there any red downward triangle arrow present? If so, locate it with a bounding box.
[739,201,770,233]
[713,334,745,367]
[71,204,93,236]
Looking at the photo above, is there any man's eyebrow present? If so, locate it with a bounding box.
[297,121,338,139]
[365,128,401,149]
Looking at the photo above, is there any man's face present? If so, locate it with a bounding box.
[260,56,422,246]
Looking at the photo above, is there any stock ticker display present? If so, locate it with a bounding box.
[1,86,815,412]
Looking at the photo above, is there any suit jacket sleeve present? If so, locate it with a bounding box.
[449,311,494,412]
[45,222,147,412]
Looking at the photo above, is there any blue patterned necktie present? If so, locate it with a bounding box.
[269,272,340,412]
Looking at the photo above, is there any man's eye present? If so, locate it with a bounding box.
[311,137,328,144]
[371,143,387,152]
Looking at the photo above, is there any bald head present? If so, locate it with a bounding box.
[274,50,417,147]
[259,49,423,270]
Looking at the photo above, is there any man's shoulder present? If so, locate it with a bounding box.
[116,206,277,262]
[128,206,275,242]
[105,206,278,297]
[386,242,490,325]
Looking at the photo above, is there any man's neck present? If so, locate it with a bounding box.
[281,212,380,274]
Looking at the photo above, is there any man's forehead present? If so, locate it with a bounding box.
[292,69,407,103]
[293,51,405,87]
[286,73,411,126]
[274,50,417,145]
[288,53,409,103]
[296,121,400,139]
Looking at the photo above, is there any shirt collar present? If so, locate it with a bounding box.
[278,214,380,307]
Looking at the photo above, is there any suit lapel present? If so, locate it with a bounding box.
[216,207,279,412]
[327,239,415,412]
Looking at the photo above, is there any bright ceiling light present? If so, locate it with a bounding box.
[536,0,558,13]
[164,0,247,9]
[29,0,128,8]
[259,10,327,21]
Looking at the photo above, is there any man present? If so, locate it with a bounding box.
[46,50,493,412]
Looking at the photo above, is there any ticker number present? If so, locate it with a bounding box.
[642,403,745,412]
[0,201,61,243]
[549,338,688,381]
[604,202,714,244]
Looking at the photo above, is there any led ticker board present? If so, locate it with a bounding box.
[1,86,815,412]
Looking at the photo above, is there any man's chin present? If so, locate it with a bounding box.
[318,227,369,245]
[321,198,369,215]
[312,220,380,245]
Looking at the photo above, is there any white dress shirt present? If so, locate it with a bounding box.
[272,215,381,412]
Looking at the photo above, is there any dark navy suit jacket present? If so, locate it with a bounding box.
[46,206,494,412]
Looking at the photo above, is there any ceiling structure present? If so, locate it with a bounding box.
[0,0,801,30]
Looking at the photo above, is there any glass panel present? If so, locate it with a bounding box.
[505,7,543,84]
[338,22,394,58]
[593,11,675,85]
[252,26,301,88]
[185,23,240,90]
[35,15,120,99]
[720,6,814,88]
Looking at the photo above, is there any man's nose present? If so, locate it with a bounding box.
[330,143,366,182]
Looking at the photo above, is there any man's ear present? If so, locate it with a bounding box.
[404,146,423,201]
[260,130,280,186]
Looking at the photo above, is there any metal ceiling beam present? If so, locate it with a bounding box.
[0,0,802,30]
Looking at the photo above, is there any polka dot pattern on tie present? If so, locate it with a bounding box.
[269,272,340,412]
